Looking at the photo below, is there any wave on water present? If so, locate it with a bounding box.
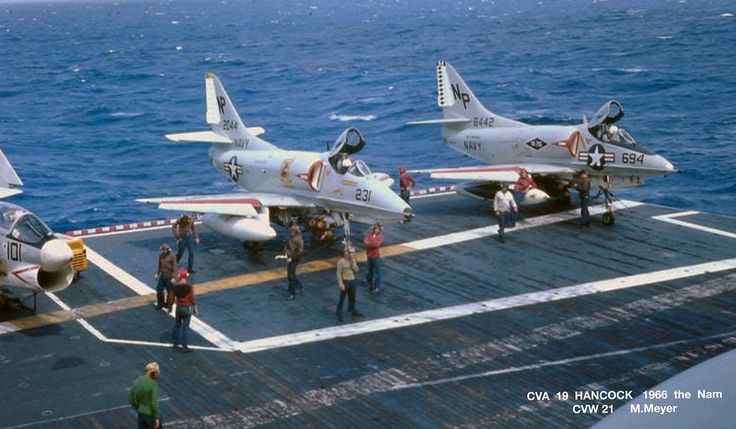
[328,113,376,122]
[591,67,649,73]
[110,112,144,118]
[720,13,733,17]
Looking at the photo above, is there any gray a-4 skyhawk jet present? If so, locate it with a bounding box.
[0,149,83,310]
[139,73,411,245]
[409,61,676,225]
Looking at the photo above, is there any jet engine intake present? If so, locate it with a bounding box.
[6,264,75,293]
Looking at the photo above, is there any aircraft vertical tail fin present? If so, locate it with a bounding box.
[165,73,276,150]
[0,148,23,199]
[436,61,524,128]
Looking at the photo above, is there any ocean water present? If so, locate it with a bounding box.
[0,0,734,231]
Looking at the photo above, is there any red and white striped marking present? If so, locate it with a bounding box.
[410,185,455,197]
[67,216,202,238]
[67,218,180,237]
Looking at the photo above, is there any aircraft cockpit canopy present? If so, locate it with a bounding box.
[0,202,53,246]
[329,127,368,175]
[591,100,624,128]
[588,100,637,146]
[347,160,372,177]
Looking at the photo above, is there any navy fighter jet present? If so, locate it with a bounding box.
[0,149,82,310]
[409,61,676,225]
[139,73,411,244]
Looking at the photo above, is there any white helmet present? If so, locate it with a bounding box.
[609,125,619,135]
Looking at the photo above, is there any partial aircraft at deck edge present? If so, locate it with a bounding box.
[0,149,83,309]
[138,73,411,244]
[409,61,676,225]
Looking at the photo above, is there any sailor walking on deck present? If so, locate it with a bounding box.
[172,214,200,274]
[128,361,162,429]
[285,225,305,299]
[167,268,198,353]
[154,243,176,310]
[494,184,518,243]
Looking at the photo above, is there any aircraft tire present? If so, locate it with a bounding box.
[602,211,615,226]
[243,241,264,251]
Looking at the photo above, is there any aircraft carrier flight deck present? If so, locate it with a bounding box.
[1,190,735,428]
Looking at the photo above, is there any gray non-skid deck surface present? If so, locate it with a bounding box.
[1,194,735,428]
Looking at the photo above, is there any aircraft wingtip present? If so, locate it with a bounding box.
[205,71,216,79]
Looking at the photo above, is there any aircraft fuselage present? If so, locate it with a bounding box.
[443,123,674,189]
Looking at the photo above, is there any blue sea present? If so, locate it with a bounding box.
[0,0,734,231]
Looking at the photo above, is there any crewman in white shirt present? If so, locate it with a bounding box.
[493,184,518,243]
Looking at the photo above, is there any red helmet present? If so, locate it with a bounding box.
[399,166,407,174]
[177,268,190,280]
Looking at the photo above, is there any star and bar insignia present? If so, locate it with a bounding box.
[578,144,614,171]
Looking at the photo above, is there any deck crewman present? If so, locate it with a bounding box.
[493,184,518,243]
[573,171,591,227]
[154,243,176,310]
[336,244,361,321]
[167,268,198,353]
[363,222,385,293]
[399,166,417,204]
[285,225,305,299]
[128,361,162,429]
[172,214,199,274]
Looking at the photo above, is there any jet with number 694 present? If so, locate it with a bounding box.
[409,61,677,225]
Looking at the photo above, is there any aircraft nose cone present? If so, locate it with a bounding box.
[41,239,73,271]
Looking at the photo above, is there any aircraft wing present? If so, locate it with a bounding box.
[137,192,314,217]
[165,127,265,144]
[409,164,576,182]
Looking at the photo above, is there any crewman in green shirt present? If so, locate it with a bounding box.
[128,361,161,429]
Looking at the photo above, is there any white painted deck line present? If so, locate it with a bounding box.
[235,257,736,354]
[388,330,736,391]
[0,322,19,335]
[405,199,642,250]
[84,247,238,350]
[653,210,736,240]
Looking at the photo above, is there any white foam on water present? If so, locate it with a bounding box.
[328,113,376,122]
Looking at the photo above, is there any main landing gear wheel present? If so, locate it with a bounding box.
[243,241,264,251]
[602,211,615,226]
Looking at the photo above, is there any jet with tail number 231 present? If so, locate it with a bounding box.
[409,61,676,225]
[139,73,411,245]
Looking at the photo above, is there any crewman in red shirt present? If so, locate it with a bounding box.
[363,223,385,293]
[399,167,417,204]
[514,168,537,193]
[167,268,198,353]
